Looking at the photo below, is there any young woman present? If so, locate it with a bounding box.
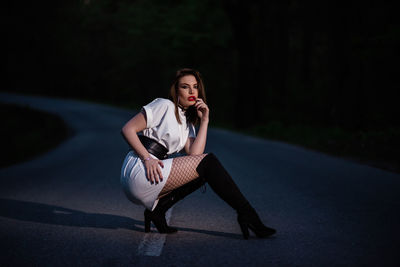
[120,68,276,239]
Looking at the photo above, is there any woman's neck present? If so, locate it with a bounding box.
[178,104,188,111]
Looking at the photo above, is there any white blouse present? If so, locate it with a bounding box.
[142,98,196,155]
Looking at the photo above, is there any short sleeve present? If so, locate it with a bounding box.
[188,123,196,138]
[142,98,171,128]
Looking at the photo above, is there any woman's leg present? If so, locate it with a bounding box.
[144,154,207,233]
[195,153,276,239]
[159,154,207,197]
[148,153,276,239]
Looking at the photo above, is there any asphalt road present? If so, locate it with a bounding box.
[0,92,399,266]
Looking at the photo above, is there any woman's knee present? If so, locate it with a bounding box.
[196,153,221,175]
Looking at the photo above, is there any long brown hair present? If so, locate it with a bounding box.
[169,68,206,125]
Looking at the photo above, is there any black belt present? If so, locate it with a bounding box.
[136,135,168,160]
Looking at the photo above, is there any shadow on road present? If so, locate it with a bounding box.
[170,226,243,240]
[0,198,243,239]
[0,198,143,231]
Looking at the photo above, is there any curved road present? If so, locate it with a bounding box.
[0,92,399,266]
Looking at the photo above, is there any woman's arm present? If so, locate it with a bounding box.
[184,98,209,155]
[121,111,150,160]
[121,111,164,183]
[185,119,208,155]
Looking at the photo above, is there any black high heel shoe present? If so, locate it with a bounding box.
[144,209,177,233]
[143,178,205,234]
[237,208,276,239]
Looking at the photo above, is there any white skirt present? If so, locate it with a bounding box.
[120,150,173,210]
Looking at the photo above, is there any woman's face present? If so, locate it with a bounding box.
[177,75,198,108]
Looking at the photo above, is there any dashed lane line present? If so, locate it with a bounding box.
[137,208,173,256]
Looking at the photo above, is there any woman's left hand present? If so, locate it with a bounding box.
[194,98,209,122]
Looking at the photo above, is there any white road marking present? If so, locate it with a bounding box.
[137,208,173,256]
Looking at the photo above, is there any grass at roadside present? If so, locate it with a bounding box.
[228,121,399,173]
[0,102,70,168]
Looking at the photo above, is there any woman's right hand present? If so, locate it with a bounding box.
[143,157,164,184]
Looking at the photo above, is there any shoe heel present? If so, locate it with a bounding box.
[239,222,250,240]
[144,216,151,233]
[248,223,276,238]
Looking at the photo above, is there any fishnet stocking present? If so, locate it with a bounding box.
[159,154,207,197]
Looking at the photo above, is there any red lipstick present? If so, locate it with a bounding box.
[188,96,196,101]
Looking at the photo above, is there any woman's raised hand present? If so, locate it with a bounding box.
[194,98,209,122]
[143,157,164,184]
